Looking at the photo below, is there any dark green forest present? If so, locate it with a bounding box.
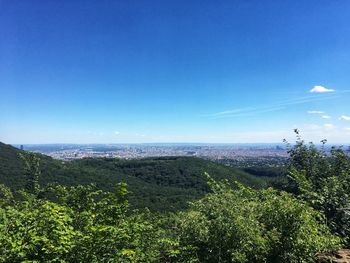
[0,142,264,211]
[0,133,350,262]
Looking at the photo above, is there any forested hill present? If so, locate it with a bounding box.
[0,142,265,211]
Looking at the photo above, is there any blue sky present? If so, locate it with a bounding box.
[1,0,350,144]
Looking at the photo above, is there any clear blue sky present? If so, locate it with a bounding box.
[1,0,350,144]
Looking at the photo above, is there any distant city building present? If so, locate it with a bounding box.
[20,145,24,150]
[27,144,290,161]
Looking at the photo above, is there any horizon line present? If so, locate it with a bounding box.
[6,141,350,146]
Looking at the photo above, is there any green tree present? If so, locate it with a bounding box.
[0,184,13,207]
[0,200,76,262]
[19,152,41,196]
[286,129,350,242]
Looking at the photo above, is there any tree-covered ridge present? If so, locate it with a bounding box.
[0,142,264,211]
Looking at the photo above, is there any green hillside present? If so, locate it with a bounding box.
[0,142,265,211]
[1,140,347,262]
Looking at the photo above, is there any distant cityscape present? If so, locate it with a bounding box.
[14,142,350,169]
[16,143,288,160]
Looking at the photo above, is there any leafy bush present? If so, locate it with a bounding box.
[0,153,175,262]
[176,174,340,263]
[0,200,76,262]
[286,130,350,243]
[0,182,179,262]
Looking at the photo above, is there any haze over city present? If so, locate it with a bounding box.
[1,1,350,144]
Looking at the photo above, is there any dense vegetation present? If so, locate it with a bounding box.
[217,156,290,192]
[0,142,264,211]
[177,177,340,262]
[0,133,349,262]
[285,131,350,245]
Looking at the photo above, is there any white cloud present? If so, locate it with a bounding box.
[321,115,331,119]
[114,131,120,135]
[324,123,336,130]
[307,110,324,114]
[344,128,350,132]
[339,115,350,121]
[310,85,335,93]
[304,124,322,130]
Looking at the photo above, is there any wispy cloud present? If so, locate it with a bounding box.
[344,128,350,132]
[304,123,337,131]
[205,107,254,117]
[321,115,331,119]
[304,124,322,130]
[324,123,336,130]
[206,95,338,119]
[339,115,350,121]
[210,107,286,119]
[114,131,120,135]
[307,110,324,114]
[310,85,335,93]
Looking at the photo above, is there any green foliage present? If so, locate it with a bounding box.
[286,130,350,242]
[0,141,345,262]
[176,176,340,263]
[0,200,76,262]
[0,183,178,262]
[0,184,13,207]
[0,142,265,211]
[0,153,176,262]
[19,152,41,195]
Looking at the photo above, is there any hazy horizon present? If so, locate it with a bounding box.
[7,140,350,148]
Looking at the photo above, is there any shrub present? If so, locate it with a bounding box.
[286,130,350,243]
[176,175,340,263]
